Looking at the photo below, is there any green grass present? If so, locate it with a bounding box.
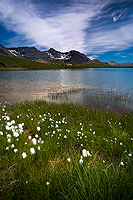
[0,100,133,199]
[0,55,122,70]
[73,59,133,68]
[75,59,107,68]
[0,55,73,70]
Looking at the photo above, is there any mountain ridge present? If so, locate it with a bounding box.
[103,61,133,67]
[0,44,133,66]
[0,45,90,65]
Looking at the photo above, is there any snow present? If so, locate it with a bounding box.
[8,50,18,57]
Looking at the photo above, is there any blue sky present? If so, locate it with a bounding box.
[0,0,133,63]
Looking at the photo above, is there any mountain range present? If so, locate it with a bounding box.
[0,44,133,66]
[103,61,133,67]
[0,45,90,65]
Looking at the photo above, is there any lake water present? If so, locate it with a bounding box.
[0,68,133,112]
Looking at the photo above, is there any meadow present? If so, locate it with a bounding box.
[0,100,133,199]
[0,54,128,70]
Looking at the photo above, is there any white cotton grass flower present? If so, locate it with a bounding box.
[6,116,10,121]
[6,125,10,130]
[18,124,23,129]
[82,149,92,157]
[6,147,9,150]
[64,135,67,138]
[87,151,92,156]
[11,144,15,148]
[14,149,18,153]
[0,131,3,135]
[6,134,12,138]
[67,158,71,162]
[128,154,132,157]
[11,120,15,125]
[22,152,27,159]
[7,122,11,126]
[38,146,41,150]
[82,149,88,157]
[120,142,123,145]
[79,158,83,164]
[13,132,19,137]
[32,138,37,145]
[120,161,124,166]
[35,134,38,138]
[7,138,11,143]
[37,126,41,131]
[46,182,50,185]
[28,135,32,140]
[30,147,36,155]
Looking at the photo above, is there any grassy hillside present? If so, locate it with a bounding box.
[1,54,132,70]
[75,59,110,68]
[0,54,110,70]
[0,55,72,70]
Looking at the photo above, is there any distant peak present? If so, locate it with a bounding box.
[48,48,58,53]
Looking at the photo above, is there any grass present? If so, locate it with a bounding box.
[0,55,73,70]
[0,100,133,199]
[1,54,132,70]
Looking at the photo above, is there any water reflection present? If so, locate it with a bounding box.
[0,69,133,112]
[49,88,133,112]
[0,79,83,105]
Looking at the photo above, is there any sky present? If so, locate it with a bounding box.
[0,0,133,63]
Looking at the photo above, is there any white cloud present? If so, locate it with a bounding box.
[0,0,108,52]
[0,0,94,52]
[85,22,133,54]
[88,55,98,60]
[0,0,133,56]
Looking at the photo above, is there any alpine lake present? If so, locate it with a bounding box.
[0,68,133,112]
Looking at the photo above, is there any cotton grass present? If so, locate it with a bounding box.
[0,100,133,200]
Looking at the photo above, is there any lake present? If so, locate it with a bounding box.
[0,68,133,112]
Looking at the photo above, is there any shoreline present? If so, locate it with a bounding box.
[1,85,133,113]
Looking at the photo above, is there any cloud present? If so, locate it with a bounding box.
[0,0,93,52]
[85,20,133,54]
[0,0,133,56]
[114,52,126,58]
[0,0,108,52]
[88,55,98,60]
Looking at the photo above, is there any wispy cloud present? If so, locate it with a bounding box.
[0,0,93,51]
[88,55,98,60]
[85,21,133,54]
[0,0,133,56]
[0,0,107,52]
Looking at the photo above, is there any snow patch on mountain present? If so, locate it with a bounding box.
[8,50,19,57]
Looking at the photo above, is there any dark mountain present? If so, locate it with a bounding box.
[0,45,16,57]
[65,50,90,64]
[0,45,91,64]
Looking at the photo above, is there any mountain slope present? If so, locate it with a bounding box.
[0,45,91,64]
[103,61,133,67]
